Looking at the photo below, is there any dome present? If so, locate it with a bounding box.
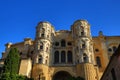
[37,21,51,25]
[72,19,90,27]
[36,21,54,29]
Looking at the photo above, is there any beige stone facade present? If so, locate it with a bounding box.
[1,20,120,80]
[101,45,120,80]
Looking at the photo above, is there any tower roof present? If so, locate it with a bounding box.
[37,21,55,29]
[37,21,51,25]
[72,19,90,26]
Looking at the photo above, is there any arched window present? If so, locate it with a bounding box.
[61,51,66,63]
[83,53,88,63]
[96,56,101,68]
[41,28,45,37]
[38,55,42,63]
[82,41,85,48]
[54,51,59,64]
[61,39,66,47]
[40,42,43,50]
[81,27,84,36]
[67,51,73,63]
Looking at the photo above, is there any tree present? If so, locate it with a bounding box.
[0,73,34,80]
[0,48,34,80]
[3,48,20,74]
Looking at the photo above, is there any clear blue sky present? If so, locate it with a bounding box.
[0,0,120,58]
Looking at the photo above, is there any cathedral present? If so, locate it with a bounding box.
[0,20,120,80]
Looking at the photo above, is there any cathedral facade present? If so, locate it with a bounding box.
[1,20,120,80]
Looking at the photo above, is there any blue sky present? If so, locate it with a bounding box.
[0,0,120,58]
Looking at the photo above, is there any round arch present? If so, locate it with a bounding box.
[52,71,72,80]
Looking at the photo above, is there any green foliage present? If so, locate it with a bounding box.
[0,48,34,80]
[0,73,33,80]
[0,73,11,80]
[3,48,20,74]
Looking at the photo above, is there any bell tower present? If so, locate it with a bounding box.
[71,20,98,80]
[34,21,55,65]
[72,20,95,64]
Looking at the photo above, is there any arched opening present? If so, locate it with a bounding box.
[81,41,86,48]
[61,51,66,63]
[81,26,85,36]
[38,55,42,63]
[40,42,43,50]
[52,71,72,80]
[83,53,88,63]
[54,51,59,64]
[67,51,73,63]
[41,28,45,37]
[61,39,66,47]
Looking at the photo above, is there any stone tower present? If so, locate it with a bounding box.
[34,22,55,65]
[72,20,95,64]
[71,20,97,80]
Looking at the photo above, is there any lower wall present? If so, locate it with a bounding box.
[32,63,100,80]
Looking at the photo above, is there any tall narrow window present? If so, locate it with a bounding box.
[111,68,116,80]
[61,51,66,63]
[83,53,88,63]
[61,39,66,47]
[41,28,45,37]
[40,46,43,49]
[40,42,43,50]
[96,56,102,68]
[67,51,73,63]
[81,27,84,36]
[82,41,85,48]
[82,44,85,48]
[38,55,42,63]
[54,51,59,63]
